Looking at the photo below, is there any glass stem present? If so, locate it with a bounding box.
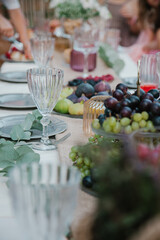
[40,115,50,145]
[83,52,89,78]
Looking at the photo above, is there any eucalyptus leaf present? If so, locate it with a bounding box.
[31,121,42,131]
[32,109,42,120]
[21,113,35,131]
[10,125,26,141]
[0,160,15,168]
[17,152,40,165]
[16,145,34,156]
[0,145,18,161]
[22,131,31,140]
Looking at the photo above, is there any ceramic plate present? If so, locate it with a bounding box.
[0,71,27,83]
[0,54,34,63]
[0,114,67,139]
[0,94,35,109]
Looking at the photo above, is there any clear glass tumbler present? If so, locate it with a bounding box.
[27,67,64,150]
[156,52,160,86]
[140,53,159,92]
[9,162,80,240]
[30,35,55,67]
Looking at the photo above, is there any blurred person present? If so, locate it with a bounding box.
[0,0,32,58]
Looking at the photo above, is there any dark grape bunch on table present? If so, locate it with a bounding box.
[92,83,160,134]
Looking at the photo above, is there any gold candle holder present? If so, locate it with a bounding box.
[137,59,141,97]
[83,95,108,137]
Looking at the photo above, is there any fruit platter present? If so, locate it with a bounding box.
[92,83,160,136]
[53,74,114,118]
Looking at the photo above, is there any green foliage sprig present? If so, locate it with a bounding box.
[55,1,99,20]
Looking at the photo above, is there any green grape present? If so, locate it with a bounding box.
[113,121,121,134]
[92,119,101,129]
[141,111,149,120]
[77,157,83,165]
[139,119,147,128]
[83,165,88,171]
[131,121,139,131]
[103,124,112,133]
[103,119,110,128]
[133,113,142,122]
[120,117,131,127]
[81,172,86,178]
[84,157,90,166]
[124,125,132,134]
[109,117,116,127]
[146,120,155,131]
[71,146,79,153]
[69,152,77,161]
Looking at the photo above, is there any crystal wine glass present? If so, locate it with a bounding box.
[27,67,64,150]
[140,53,159,92]
[30,35,55,67]
[73,26,99,77]
[9,162,80,240]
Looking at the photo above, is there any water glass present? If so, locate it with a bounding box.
[73,26,99,77]
[30,35,55,67]
[9,162,80,240]
[27,67,64,150]
[140,53,159,92]
[156,52,160,84]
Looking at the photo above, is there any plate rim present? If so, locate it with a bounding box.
[0,93,36,109]
[121,76,137,89]
[0,54,34,63]
[0,71,27,83]
[0,114,67,139]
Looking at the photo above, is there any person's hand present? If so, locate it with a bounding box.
[23,40,32,59]
[49,19,60,33]
[120,0,138,20]
[0,14,14,38]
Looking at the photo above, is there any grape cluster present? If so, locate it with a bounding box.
[92,83,160,134]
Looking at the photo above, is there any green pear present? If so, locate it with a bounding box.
[54,98,73,114]
[60,87,74,99]
[69,103,84,115]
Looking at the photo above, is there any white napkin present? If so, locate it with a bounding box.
[0,62,36,73]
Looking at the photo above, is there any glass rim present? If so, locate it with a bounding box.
[141,53,157,58]
[30,36,55,41]
[27,67,64,76]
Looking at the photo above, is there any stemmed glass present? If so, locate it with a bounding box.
[30,35,55,67]
[73,26,99,77]
[9,162,80,240]
[140,53,159,92]
[27,67,64,150]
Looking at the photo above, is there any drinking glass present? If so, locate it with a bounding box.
[9,162,80,240]
[156,52,160,86]
[140,53,159,92]
[73,26,99,77]
[27,67,64,150]
[30,35,55,67]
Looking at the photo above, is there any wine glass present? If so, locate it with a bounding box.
[27,67,64,150]
[30,35,55,67]
[140,53,159,92]
[73,26,99,77]
[9,162,80,240]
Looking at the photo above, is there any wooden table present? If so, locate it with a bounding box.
[0,50,122,240]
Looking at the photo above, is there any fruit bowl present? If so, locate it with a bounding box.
[92,125,125,140]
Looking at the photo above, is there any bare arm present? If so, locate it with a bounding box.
[0,14,14,38]
[8,8,32,59]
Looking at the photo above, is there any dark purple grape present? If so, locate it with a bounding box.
[116,83,128,94]
[114,102,122,113]
[104,108,112,117]
[113,89,124,101]
[139,99,152,111]
[82,176,93,188]
[126,91,132,98]
[120,98,131,108]
[129,95,140,108]
[148,89,159,99]
[142,93,154,102]
[98,114,106,126]
[153,116,160,126]
[134,89,145,99]
[150,102,160,116]
[68,78,83,86]
[104,97,118,110]
[120,107,132,118]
